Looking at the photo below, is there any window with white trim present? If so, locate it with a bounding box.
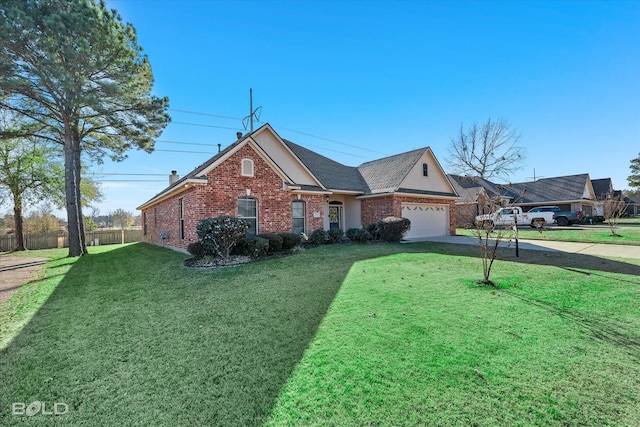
[179,198,185,240]
[292,200,305,235]
[238,197,257,235]
[241,159,254,177]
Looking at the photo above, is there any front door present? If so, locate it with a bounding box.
[329,202,343,230]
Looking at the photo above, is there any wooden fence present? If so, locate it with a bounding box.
[0,229,142,252]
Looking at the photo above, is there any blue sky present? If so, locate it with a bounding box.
[88,0,639,216]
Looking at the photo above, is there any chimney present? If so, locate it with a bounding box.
[169,170,179,185]
[236,131,243,139]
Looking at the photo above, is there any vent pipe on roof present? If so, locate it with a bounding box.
[218,143,221,153]
[236,131,243,140]
[169,170,179,185]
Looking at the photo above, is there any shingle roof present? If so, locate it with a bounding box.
[591,178,613,200]
[282,139,369,192]
[358,148,425,194]
[509,174,591,203]
[451,173,593,205]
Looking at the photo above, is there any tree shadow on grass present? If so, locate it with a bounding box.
[0,242,389,426]
[424,240,640,284]
[418,241,640,360]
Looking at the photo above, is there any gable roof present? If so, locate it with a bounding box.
[450,173,596,205]
[138,123,458,209]
[358,148,425,194]
[282,139,369,192]
[509,174,593,204]
[591,178,614,200]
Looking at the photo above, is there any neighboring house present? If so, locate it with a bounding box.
[626,196,640,217]
[449,173,598,226]
[591,178,615,216]
[137,123,459,250]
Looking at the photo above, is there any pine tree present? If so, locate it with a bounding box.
[0,0,170,256]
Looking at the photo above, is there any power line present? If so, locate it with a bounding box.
[169,108,242,121]
[89,173,168,176]
[93,180,166,182]
[157,140,219,147]
[172,121,240,130]
[154,149,216,154]
[167,107,387,156]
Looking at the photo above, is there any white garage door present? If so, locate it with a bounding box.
[401,203,449,239]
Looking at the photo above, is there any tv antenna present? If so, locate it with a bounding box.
[242,88,262,132]
[527,168,544,181]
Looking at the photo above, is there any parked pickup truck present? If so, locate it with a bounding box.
[475,206,555,228]
[527,206,583,226]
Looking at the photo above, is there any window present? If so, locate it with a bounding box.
[241,159,254,177]
[422,163,428,177]
[292,201,305,235]
[179,198,185,240]
[143,212,147,236]
[238,197,257,235]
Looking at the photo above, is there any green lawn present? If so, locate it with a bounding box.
[1,242,639,426]
[457,222,640,245]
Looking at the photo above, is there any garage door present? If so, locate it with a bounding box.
[401,203,449,239]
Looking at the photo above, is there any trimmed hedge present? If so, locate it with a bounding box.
[257,233,284,253]
[309,228,328,245]
[187,241,206,259]
[279,233,302,250]
[350,228,371,243]
[377,217,411,242]
[366,222,380,241]
[327,228,343,244]
[231,236,270,258]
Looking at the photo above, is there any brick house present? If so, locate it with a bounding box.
[137,124,459,250]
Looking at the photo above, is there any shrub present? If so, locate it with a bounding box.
[351,228,371,243]
[196,216,248,260]
[309,228,328,245]
[257,233,284,253]
[346,228,359,241]
[231,236,270,258]
[366,222,380,240]
[279,233,302,250]
[187,241,206,259]
[377,217,411,242]
[327,228,343,244]
[247,236,269,258]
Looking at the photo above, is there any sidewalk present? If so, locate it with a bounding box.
[407,235,640,260]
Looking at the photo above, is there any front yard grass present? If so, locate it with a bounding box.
[1,242,639,426]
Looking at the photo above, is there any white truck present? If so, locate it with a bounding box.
[475,206,555,229]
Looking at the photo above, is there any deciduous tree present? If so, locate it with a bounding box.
[109,208,134,230]
[447,118,526,180]
[0,111,56,250]
[0,0,170,256]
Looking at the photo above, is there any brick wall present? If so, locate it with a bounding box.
[142,144,328,250]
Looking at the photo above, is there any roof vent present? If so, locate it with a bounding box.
[236,131,243,139]
[169,170,179,185]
